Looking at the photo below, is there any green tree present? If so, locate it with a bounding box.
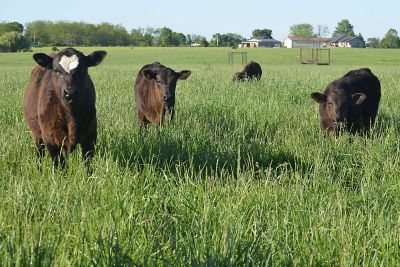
[198,36,209,47]
[172,32,186,46]
[0,31,30,52]
[289,23,314,38]
[210,33,242,47]
[333,19,355,37]
[366,37,381,48]
[131,28,144,46]
[25,20,52,46]
[0,21,24,36]
[159,27,174,47]
[252,29,272,38]
[381,28,400,48]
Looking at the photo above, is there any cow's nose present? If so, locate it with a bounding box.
[63,89,70,97]
[333,115,343,123]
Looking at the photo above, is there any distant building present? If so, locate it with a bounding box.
[240,36,281,48]
[330,35,365,48]
[283,36,331,48]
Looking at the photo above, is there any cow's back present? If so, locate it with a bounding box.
[343,68,381,127]
[343,68,381,108]
[244,61,262,79]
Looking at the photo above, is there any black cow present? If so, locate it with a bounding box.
[233,61,262,81]
[134,62,191,126]
[310,68,381,134]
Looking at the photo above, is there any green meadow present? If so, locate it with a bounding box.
[1,47,400,265]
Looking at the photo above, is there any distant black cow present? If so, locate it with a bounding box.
[310,68,381,134]
[233,61,262,81]
[134,62,191,126]
[23,48,106,169]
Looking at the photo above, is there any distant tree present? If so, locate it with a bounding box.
[381,28,400,48]
[159,27,174,47]
[315,25,330,38]
[172,32,187,46]
[25,20,51,46]
[198,36,209,47]
[289,23,314,38]
[188,34,208,46]
[333,19,355,37]
[0,31,30,52]
[0,21,24,36]
[252,29,272,38]
[210,33,242,47]
[130,28,144,46]
[366,37,381,48]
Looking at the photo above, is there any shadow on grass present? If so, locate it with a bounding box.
[98,106,312,181]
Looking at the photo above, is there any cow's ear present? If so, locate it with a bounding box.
[310,92,327,103]
[33,53,53,69]
[142,68,157,80]
[86,51,107,67]
[178,70,191,80]
[352,93,367,105]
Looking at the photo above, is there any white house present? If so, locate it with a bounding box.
[283,36,331,48]
[330,35,365,48]
[240,36,281,48]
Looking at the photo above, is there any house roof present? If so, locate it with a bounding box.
[331,35,360,42]
[286,36,332,42]
[244,37,280,43]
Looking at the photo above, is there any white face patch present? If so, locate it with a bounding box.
[59,54,79,73]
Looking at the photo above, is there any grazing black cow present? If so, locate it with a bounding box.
[134,62,191,126]
[233,61,262,81]
[310,68,381,134]
[23,48,106,169]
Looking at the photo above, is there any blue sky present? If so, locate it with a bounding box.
[1,0,398,41]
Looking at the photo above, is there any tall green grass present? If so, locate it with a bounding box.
[1,47,400,265]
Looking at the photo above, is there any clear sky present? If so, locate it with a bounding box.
[1,0,398,41]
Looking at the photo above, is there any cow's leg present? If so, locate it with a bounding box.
[81,124,97,175]
[35,138,46,172]
[168,106,175,122]
[81,133,96,174]
[46,143,65,170]
[160,107,167,126]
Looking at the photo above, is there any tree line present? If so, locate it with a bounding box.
[0,19,399,52]
[0,20,250,51]
[289,19,400,48]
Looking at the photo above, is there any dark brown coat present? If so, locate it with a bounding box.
[134,62,191,126]
[310,68,381,134]
[23,48,106,169]
[233,61,262,81]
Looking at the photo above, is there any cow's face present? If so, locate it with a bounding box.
[142,66,191,106]
[310,91,367,124]
[233,72,246,81]
[33,48,106,103]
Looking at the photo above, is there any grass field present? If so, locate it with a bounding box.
[1,47,400,265]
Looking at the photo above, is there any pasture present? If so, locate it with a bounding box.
[1,47,400,265]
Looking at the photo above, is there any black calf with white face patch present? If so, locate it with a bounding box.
[33,48,106,103]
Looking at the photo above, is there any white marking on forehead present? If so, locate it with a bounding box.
[59,54,79,73]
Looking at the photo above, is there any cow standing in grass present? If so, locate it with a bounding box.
[23,48,106,169]
[310,68,381,134]
[134,62,191,126]
[233,61,262,81]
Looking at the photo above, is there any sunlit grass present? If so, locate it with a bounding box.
[0,47,400,265]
